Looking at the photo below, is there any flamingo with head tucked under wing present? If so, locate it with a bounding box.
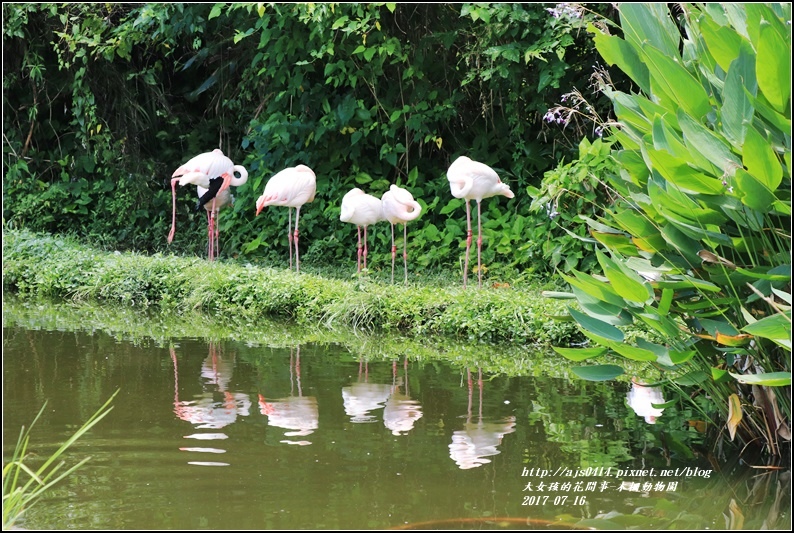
[340,188,384,274]
[381,184,422,284]
[255,165,317,273]
[447,156,513,289]
[168,149,248,260]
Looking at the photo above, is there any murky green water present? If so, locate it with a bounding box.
[2,303,790,530]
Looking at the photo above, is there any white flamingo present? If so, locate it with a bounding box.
[255,165,317,273]
[196,186,233,261]
[339,188,384,273]
[447,156,514,288]
[381,184,422,284]
[168,149,248,260]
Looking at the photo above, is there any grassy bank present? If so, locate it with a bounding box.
[3,228,581,347]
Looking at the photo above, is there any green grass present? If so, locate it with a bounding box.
[2,391,118,530]
[2,228,581,347]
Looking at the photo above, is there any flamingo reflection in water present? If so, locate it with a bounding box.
[448,367,516,470]
[626,378,666,424]
[258,346,319,446]
[383,358,423,436]
[170,342,252,465]
[342,360,393,424]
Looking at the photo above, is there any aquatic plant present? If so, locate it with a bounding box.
[545,3,791,457]
[2,391,118,529]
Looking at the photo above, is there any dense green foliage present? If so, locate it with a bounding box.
[2,2,619,279]
[551,3,791,457]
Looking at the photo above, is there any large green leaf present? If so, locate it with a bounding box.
[572,286,634,326]
[552,346,608,362]
[561,271,627,308]
[721,43,756,147]
[733,168,777,212]
[668,349,696,365]
[673,370,710,386]
[637,310,690,339]
[743,127,783,191]
[723,4,750,41]
[592,30,650,94]
[646,179,728,226]
[729,371,792,387]
[756,21,791,113]
[570,364,625,382]
[659,225,703,265]
[646,149,725,194]
[590,231,640,256]
[613,94,654,137]
[641,45,712,120]
[596,249,653,304]
[699,317,741,337]
[607,341,659,362]
[619,3,682,59]
[612,209,667,252]
[568,307,625,342]
[615,148,651,185]
[677,110,742,173]
[742,312,792,342]
[697,11,747,73]
[656,210,733,247]
[750,88,792,134]
[653,117,718,176]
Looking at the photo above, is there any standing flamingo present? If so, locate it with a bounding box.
[168,148,248,261]
[339,188,384,273]
[381,184,422,284]
[447,156,514,289]
[255,165,317,273]
[196,185,233,261]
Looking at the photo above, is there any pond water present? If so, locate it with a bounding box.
[2,302,790,530]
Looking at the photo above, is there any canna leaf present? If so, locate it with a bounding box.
[756,21,790,113]
[596,249,653,304]
[743,127,783,191]
[552,346,608,361]
[568,307,625,342]
[570,364,625,382]
[729,372,792,387]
